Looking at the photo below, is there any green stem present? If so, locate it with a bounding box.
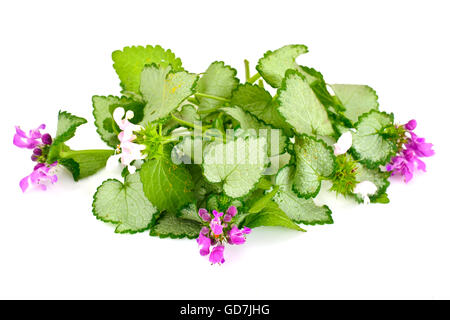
[170,113,211,131]
[244,59,250,82]
[187,97,199,105]
[272,93,279,103]
[60,149,114,158]
[197,106,222,114]
[195,92,230,103]
[258,79,264,88]
[247,73,261,84]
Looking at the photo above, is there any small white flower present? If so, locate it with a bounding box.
[354,180,378,205]
[109,107,147,174]
[333,131,354,155]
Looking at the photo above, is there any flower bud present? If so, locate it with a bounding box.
[41,133,52,145]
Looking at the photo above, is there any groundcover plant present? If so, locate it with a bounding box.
[13,44,434,264]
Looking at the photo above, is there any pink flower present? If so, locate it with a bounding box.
[387,119,434,183]
[404,119,417,131]
[228,225,251,245]
[333,131,353,156]
[223,205,237,222]
[196,233,211,256]
[209,210,224,236]
[195,206,251,265]
[386,154,415,183]
[406,132,434,158]
[209,245,225,265]
[13,124,46,149]
[20,162,58,192]
[14,123,57,192]
[198,208,211,222]
[109,107,146,174]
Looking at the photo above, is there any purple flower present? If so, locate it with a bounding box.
[386,154,414,183]
[20,162,58,192]
[14,123,57,191]
[209,245,225,265]
[41,133,53,145]
[210,210,224,236]
[404,148,426,172]
[226,206,237,217]
[13,124,46,149]
[406,132,434,158]
[387,119,434,183]
[196,233,211,256]
[228,225,251,245]
[404,119,417,131]
[33,148,43,156]
[198,208,211,222]
[195,206,249,265]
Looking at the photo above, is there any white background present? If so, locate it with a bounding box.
[1,0,449,299]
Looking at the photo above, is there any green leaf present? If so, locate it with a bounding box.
[150,211,202,239]
[230,83,292,135]
[59,148,114,181]
[256,44,308,88]
[139,65,198,124]
[353,162,390,204]
[220,106,287,156]
[188,165,223,202]
[112,45,183,94]
[273,166,333,225]
[254,177,273,190]
[140,152,195,213]
[163,104,200,134]
[196,61,239,111]
[350,110,397,168]
[92,95,145,148]
[248,186,279,214]
[371,193,390,204]
[202,136,269,198]
[179,203,203,223]
[53,111,87,146]
[92,172,159,234]
[277,70,334,136]
[331,84,379,124]
[206,194,243,213]
[293,135,336,198]
[47,111,87,162]
[240,201,306,231]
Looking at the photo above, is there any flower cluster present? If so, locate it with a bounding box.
[108,107,146,174]
[13,124,58,192]
[332,131,378,204]
[196,206,251,265]
[386,120,434,183]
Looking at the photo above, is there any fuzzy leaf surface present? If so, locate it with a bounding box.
[196,61,239,111]
[203,136,268,198]
[140,65,198,124]
[150,211,202,239]
[256,44,308,88]
[351,110,397,168]
[277,70,334,136]
[274,166,333,224]
[331,84,379,124]
[112,45,183,94]
[93,172,158,233]
[293,135,335,198]
[140,153,195,213]
[240,201,305,231]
